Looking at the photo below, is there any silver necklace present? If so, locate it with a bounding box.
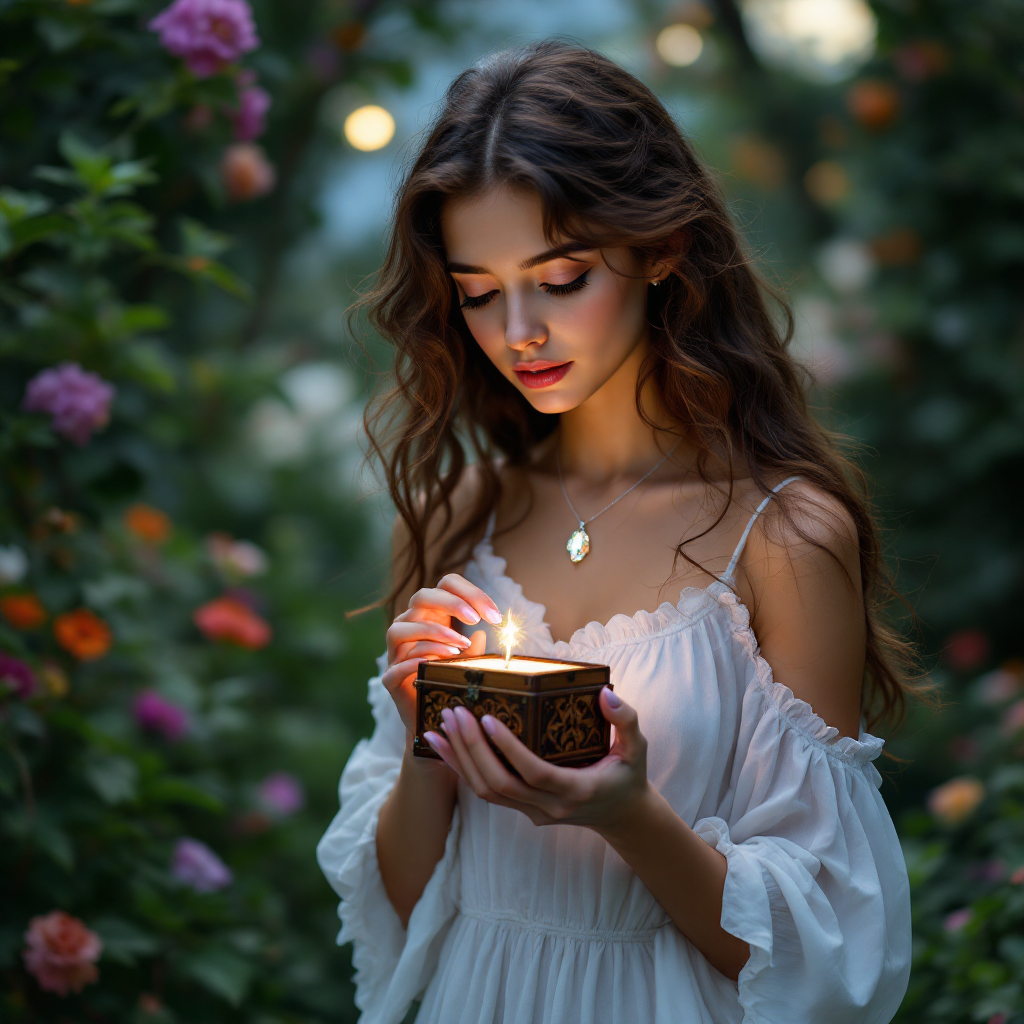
[556,438,682,563]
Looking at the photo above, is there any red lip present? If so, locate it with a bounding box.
[513,361,573,389]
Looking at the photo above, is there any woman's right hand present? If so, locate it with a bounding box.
[382,573,502,735]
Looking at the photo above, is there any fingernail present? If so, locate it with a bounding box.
[424,731,441,751]
[441,708,455,732]
[481,715,497,737]
[484,607,502,625]
[454,706,474,731]
[446,645,462,655]
[461,605,481,624]
[604,688,621,708]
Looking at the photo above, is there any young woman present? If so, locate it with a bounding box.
[318,41,913,1024]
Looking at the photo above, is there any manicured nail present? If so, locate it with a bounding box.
[483,607,502,625]
[454,706,474,732]
[424,731,442,751]
[441,708,455,733]
[604,688,621,708]
[446,645,462,655]
[481,715,497,737]
[461,605,481,624]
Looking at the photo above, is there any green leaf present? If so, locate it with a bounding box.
[92,917,160,965]
[36,16,86,53]
[0,188,51,223]
[83,751,139,805]
[180,217,232,259]
[9,213,72,253]
[145,777,223,813]
[180,947,253,1006]
[194,259,252,300]
[119,342,177,393]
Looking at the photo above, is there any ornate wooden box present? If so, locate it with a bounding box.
[413,655,612,768]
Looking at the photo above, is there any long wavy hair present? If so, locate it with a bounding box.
[359,40,919,730]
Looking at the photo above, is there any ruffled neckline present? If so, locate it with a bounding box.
[468,536,885,767]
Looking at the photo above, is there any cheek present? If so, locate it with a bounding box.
[553,276,644,356]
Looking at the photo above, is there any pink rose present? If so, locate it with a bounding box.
[220,143,275,202]
[149,0,259,78]
[231,71,271,141]
[258,772,305,817]
[23,911,102,995]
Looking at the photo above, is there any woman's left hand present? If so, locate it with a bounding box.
[423,687,649,831]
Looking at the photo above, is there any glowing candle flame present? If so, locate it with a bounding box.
[497,609,522,668]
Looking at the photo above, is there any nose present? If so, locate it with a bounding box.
[503,292,547,352]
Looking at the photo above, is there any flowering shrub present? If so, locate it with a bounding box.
[895,659,1024,1022]
[0,0,431,1020]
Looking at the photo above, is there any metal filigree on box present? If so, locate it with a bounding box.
[413,655,611,768]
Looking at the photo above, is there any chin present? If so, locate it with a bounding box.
[516,387,587,415]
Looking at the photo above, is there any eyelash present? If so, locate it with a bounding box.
[459,269,591,310]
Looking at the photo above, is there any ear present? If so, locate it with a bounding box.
[645,228,689,283]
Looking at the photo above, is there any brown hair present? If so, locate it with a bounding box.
[360,40,918,730]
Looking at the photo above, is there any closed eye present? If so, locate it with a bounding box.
[542,269,590,296]
[460,290,498,310]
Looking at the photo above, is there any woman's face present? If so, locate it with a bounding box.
[441,187,656,415]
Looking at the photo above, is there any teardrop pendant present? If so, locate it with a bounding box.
[566,525,590,563]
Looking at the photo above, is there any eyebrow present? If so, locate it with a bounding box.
[445,244,592,275]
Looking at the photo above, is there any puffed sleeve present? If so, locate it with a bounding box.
[316,654,462,1024]
[687,595,911,1024]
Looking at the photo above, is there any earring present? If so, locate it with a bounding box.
[650,279,661,287]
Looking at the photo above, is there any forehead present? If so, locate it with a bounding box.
[440,187,550,267]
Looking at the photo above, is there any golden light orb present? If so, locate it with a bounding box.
[656,23,704,67]
[343,104,395,152]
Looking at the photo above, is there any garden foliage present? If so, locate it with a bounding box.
[0,0,436,1020]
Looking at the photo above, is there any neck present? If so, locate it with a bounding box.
[556,341,692,482]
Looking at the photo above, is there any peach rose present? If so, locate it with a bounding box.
[23,910,102,995]
[927,776,985,825]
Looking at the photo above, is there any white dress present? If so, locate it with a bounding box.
[317,480,912,1024]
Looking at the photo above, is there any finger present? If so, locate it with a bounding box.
[381,657,430,695]
[467,629,487,657]
[423,731,466,780]
[401,640,469,661]
[480,713,580,795]
[440,707,494,798]
[452,707,546,805]
[600,687,644,760]
[408,587,490,626]
[387,619,471,661]
[435,574,502,626]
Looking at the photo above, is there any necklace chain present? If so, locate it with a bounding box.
[556,438,682,529]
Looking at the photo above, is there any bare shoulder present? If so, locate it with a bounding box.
[742,476,860,586]
[391,461,490,608]
[738,475,866,737]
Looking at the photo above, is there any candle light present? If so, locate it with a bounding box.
[496,609,523,667]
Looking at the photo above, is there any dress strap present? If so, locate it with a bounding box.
[720,476,803,583]
[483,510,497,543]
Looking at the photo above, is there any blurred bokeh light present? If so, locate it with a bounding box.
[740,0,876,81]
[343,104,396,151]
[656,23,704,66]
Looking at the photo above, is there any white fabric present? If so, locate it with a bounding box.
[317,536,911,1024]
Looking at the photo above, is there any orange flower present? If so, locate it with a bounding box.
[124,503,172,544]
[927,776,985,826]
[1,593,47,630]
[194,596,271,650]
[54,609,112,661]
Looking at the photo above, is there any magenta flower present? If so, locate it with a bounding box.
[22,363,115,446]
[149,0,259,78]
[0,653,36,699]
[23,911,102,996]
[258,771,305,817]
[231,71,270,141]
[133,689,190,741]
[943,907,973,932]
[171,838,232,892]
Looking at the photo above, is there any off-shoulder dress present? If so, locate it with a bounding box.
[317,478,911,1024]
